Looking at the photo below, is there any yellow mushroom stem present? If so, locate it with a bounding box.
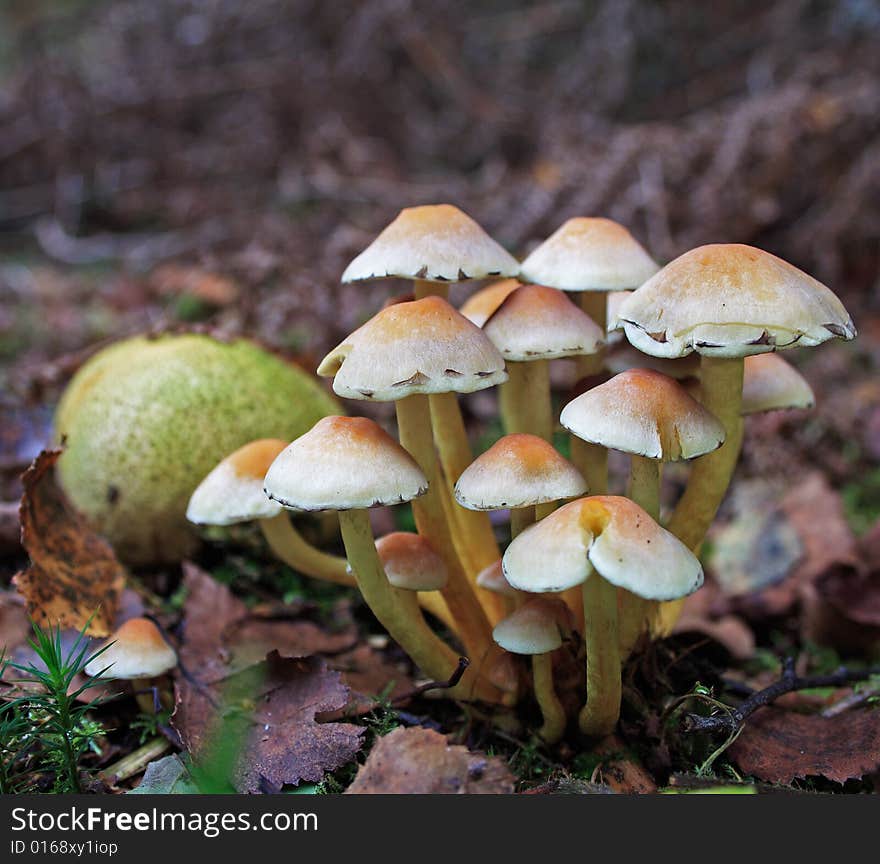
[532,652,566,744]
[509,505,536,539]
[429,390,502,582]
[338,508,500,703]
[259,512,354,586]
[570,292,609,494]
[498,361,553,442]
[395,394,498,676]
[658,356,745,635]
[131,676,172,714]
[618,456,661,656]
[579,573,621,737]
[413,279,448,301]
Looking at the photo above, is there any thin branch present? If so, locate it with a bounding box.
[682,657,880,735]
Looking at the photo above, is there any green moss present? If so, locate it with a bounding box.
[55,334,340,564]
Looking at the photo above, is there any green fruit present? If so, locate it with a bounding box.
[55,334,340,564]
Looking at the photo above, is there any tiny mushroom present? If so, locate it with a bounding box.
[740,353,815,415]
[459,279,521,327]
[503,496,703,737]
[493,597,572,743]
[263,416,500,703]
[186,439,352,586]
[85,617,177,712]
[455,433,587,538]
[482,284,604,441]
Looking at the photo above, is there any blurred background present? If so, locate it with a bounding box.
[1,0,879,522]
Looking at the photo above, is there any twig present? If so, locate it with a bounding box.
[390,657,470,705]
[99,737,170,784]
[682,658,880,735]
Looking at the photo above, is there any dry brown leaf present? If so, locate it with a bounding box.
[13,450,125,637]
[345,726,514,794]
[332,643,416,712]
[593,735,657,794]
[729,707,880,784]
[673,583,755,660]
[174,651,364,793]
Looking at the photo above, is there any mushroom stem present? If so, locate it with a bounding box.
[259,513,354,586]
[429,391,501,575]
[131,677,164,714]
[570,437,608,495]
[499,361,553,442]
[579,574,621,737]
[413,279,449,301]
[535,501,557,520]
[619,456,661,654]
[395,394,497,667]
[659,357,744,634]
[509,505,536,539]
[532,653,566,744]
[575,293,607,378]
[338,508,499,702]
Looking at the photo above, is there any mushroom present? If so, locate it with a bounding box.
[560,369,724,649]
[476,558,521,616]
[482,285,604,442]
[740,353,815,415]
[459,279,521,327]
[611,244,855,552]
[342,203,519,302]
[519,218,660,494]
[85,618,177,713]
[263,416,501,703]
[502,496,703,736]
[186,438,353,587]
[492,597,572,743]
[454,433,587,538]
[318,295,508,638]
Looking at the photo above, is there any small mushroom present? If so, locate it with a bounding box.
[740,353,815,415]
[186,439,352,586]
[493,598,572,743]
[85,618,177,713]
[502,496,702,737]
[482,285,604,442]
[263,416,501,703]
[454,433,586,538]
[459,279,522,327]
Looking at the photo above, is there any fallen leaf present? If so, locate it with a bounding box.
[13,451,125,637]
[673,582,755,660]
[593,735,657,794]
[224,616,357,672]
[345,726,514,794]
[332,644,416,712]
[729,707,880,784]
[173,651,364,792]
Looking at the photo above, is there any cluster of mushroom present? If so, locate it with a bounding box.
[186,204,855,741]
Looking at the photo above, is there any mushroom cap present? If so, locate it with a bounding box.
[454,434,587,510]
[519,217,659,292]
[741,353,815,415]
[611,244,856,359]
[560,368,725,461]
[186,438,287,526]
[482,284,605,361]
[492,597,571,655]
[317,295,508,401]
[263,416,428,511]
[374,532,448,591]
[85,617,177,679]
[476,558,520,598]
[341,204,519,284]
[502,495,703,599]
[459,279,521,327]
